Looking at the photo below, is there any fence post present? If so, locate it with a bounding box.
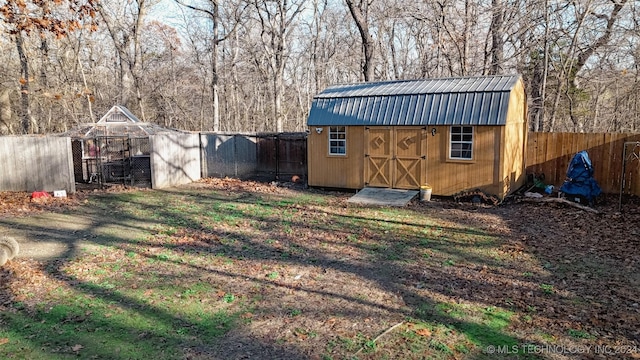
[275,134,280,180]
[303,134,308,186]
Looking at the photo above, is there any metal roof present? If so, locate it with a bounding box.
[60,123,183,138]
[307,75,521,126]
[60,105,183,138]
[98,105,141,123]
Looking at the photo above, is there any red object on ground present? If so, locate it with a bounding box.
[31,191,51,199]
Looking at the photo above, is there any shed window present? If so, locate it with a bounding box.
[449,126,473,160]
[329,126,346,155]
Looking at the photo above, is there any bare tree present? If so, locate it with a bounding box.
[544,0,629,132]
[97,0,154,120]
[247,0,306,132]
[345,0,375,81]
[173,0,243,131]
[487,0,504,75]
[0,0,98,133]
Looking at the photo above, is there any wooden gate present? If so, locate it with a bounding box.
[365,127,426,189]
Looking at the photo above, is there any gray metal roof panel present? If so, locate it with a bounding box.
[308,92,513,126]
[308,75,519,126]
[315,75,519,99]
[97,105,142,124]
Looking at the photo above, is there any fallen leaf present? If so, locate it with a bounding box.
[241,312,253,319]
[72,344,83,351]
[415,328,432,337]
[0,338,9,346]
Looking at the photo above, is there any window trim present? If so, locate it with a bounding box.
[328,126,347,156]
[449,126,474,160]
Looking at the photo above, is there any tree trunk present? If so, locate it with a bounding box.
[77,55,95,122]
[530,50,544,132]
[539,0,549,131]
[461,0,471,76]
[132,0,147,121]
[15,33,34,134]
[274,75,284,132]
[488,0,504,75]
[345,0,374,81]
[0,89,13,134]
[211,0,220,132]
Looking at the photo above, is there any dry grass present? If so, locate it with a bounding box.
[0,178,639,359]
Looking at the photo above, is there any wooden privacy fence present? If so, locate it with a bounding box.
[526,132,640,195]
[6,132,640,196]
[200,132,307,181]
[0,134,200,193]
[0,136,76,193]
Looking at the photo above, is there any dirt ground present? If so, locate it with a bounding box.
[1,182,639,359]
[0,186,142,260]
[3,184,639,263]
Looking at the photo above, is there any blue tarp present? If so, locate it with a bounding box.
[559,150,602,204]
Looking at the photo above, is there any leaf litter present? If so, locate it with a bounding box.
[0,179,639,359]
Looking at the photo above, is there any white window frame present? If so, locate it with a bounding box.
[449,126,473,160]
[329,126,347,155]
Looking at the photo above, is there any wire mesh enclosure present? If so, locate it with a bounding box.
[72,136,152,188]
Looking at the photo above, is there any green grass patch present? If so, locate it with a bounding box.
[0,184,555,360]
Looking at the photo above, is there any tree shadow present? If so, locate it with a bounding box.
[0,185,573,359]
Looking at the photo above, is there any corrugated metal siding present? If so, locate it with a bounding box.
[316,75,519,98]
[309,92,512,126]
[308,75,519,126]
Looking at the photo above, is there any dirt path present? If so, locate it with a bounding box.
[0,188,147,261]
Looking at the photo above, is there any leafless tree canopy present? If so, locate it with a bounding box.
[0,0,638,134]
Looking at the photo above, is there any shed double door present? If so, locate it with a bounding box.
[365,127,426,189]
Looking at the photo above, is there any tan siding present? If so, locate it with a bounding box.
[308,81,529,197]
[308,126,364,189]
[309,123,527,197]
[500,79,527,198]
[501,121,526,197]
[425,125,500,197]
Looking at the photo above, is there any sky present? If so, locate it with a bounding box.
[149,0,185,27]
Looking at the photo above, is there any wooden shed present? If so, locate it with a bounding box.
[306,75,528,199]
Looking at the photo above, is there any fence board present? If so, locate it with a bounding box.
[0,136,75,193]
[150,133,201,189]
[201,132,307,180]
[201,133,258,178]
[525,132,640,195]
